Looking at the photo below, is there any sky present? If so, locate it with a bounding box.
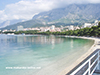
[0,0,20,10]
[0,0,100,23]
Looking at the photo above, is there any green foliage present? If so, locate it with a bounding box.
[98,22,100,27]
[4,31,14,34]
[37,22,100,37]
[4,22,100,37]
[59,23,100,37]
[14,30,39,34]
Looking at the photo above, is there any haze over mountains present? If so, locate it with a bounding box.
[1,3,100,30]
[0,19,25,28]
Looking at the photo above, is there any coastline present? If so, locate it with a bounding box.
[59,36,100,75]
[1,34,100,75]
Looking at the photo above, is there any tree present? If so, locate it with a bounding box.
[98,22,100,27]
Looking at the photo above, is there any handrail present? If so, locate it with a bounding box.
[66,49,100,75]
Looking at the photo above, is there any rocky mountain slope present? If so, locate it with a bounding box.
[33,4,100,24]
[1,3,100,30]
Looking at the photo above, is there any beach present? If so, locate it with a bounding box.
[59,36,100,75]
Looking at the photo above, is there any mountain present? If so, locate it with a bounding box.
[1,3,100,30]
[0,19,25,28]
[0,19,47,30]
[0,21,10,28]
[33,4,100,24]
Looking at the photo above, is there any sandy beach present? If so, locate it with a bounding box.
[59,36,100,75]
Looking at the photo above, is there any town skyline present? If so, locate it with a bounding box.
[0,20,99,34]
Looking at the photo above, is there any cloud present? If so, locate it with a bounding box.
[0,0,100,23]
[0,10,8,21]
[0,0,59,23]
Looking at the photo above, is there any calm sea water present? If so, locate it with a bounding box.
[0,34,94,75]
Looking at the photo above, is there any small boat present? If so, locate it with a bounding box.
[7,33,14,35]
[22,33,25,35]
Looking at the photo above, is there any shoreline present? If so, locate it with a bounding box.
[1,34,100,74]
[59,36,100,75]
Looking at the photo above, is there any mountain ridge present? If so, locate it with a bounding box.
[0,19,26,28]
[1,3,100,30]
[33,3,100,23]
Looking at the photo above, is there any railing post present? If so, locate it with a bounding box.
[97,50,100,70]
[89,58,91,75]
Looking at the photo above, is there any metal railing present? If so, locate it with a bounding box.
[66,49,100,75]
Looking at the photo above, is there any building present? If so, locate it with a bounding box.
[2,29,8,32]
[17,26,23,31]
[94,20,99,26]
[69,25,74,30]
[75,26,80,30]
[50,25,55,30]
[61,25,64,30]
[83,23,92,28]
[55,27,61,32]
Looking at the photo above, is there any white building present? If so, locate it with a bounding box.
[55,28,61,32]
[50,25,55,30]
[94,20,99,26]
[69,25,74,30]
[17,26,23,31]
[61,25,64,30]
[75,26,80,30]
[2,29,8,32]
[84,23,92,28]
[40,27,50,32]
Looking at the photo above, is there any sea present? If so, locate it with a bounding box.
[0,34,94,75]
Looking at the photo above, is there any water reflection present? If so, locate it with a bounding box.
[71,39,73,48]
[0,35,65,53]
[16,35,64,45]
